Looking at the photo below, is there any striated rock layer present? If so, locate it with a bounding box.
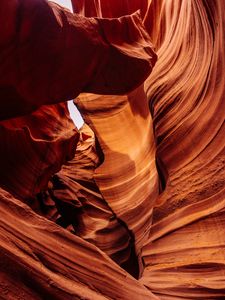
[49,124,133,268]
[0,102,79,220]
[0,187,159,300]
[0,0,225,299]
[140,0,225,299]
[75,86,159,277]
[74,0,225,298]
[0,0,155,120]
[0,0,158,298]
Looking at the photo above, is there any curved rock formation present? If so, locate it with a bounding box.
[0,102,79,217]
[49,124,132,268]
[0,0,155,120]
[1,0,225,299]
[75,86,159,277]
[140,0,225,299]
[0,187,159,300]
[0,0,158,298]
[74,0,225,298]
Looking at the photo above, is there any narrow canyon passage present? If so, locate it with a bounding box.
[0,0,225,299]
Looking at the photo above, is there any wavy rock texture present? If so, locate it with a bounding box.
[140,0,225,299]
[1,0,225,299]
[0,0,155,120]
[75,85,159,277]
[73,0,159,278]
[0,102,79,218]
[0,0,158,298]
[72,0,149,19]
[49,124,133,268]
[74,0,225,298]
[0,187,159,300]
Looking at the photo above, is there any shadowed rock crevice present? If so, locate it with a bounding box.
[46,124,140,278]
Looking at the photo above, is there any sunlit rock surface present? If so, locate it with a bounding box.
[1,0,225,299]
[75,86,159,278]
[75,0,225,298]
[49,124,132,268]
[140,0,225,298]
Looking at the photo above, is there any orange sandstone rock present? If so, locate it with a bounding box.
[0,0,156,120]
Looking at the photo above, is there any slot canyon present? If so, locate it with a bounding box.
[0,0,225,299]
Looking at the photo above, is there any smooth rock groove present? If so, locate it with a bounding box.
[0,0,225,299]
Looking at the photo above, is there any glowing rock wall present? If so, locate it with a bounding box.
[0,0,225,299]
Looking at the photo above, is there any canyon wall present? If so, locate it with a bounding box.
[0,0,225,299]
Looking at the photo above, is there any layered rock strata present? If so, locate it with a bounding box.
[74,0,225,298]
[0,0,225,299]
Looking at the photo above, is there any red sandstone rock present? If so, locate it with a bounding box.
[75,85,159,277]
[0,187,159,300]
[49,124,133,268]
[74,0,225,298]
[0,102,79,217]
[0,0,156,120]
[1,0,225,299]
[140,0,225,298]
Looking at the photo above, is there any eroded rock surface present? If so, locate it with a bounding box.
[0,103,78,215]
[0,187,158,300]
[0,0,155,120]
[0,0,225,299]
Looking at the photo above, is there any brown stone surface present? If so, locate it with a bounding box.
[75,86,159,277]
[140,0,225,298]
[75,0,225,298]
[0,0,155,120]
[0,187,158,300]
[0,0,225,299]
[0,102,79,217]
[49,124,132,268]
